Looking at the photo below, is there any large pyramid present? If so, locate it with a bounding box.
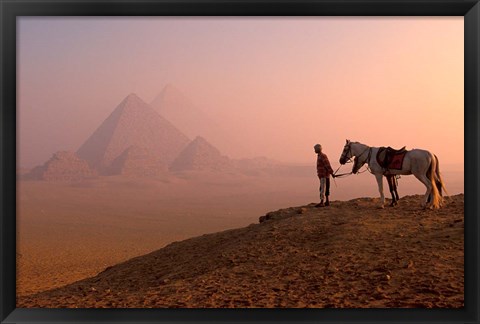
[170,136,231,172]
[77,93,190,174]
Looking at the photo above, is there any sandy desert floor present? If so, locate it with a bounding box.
[17,172,319,296]
[17,188,464,308]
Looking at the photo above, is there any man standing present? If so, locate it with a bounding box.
[314,144,334,207]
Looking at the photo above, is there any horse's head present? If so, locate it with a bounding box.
[339,139,353,165]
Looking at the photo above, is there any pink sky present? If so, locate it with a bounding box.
[18,17,463,169]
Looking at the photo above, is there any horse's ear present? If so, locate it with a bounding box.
[346,139,349,144]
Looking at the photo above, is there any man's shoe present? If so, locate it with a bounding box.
[315,202,325,208]
[325,198,330,206]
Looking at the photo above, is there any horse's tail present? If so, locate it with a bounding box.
[427,153,445,208]
[434,154,448,197]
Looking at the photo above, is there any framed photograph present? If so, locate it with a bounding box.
[1,0,478,323]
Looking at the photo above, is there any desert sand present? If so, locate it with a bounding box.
[16,171,319,297]
[17,192,464,308]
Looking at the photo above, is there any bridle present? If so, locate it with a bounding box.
[335,142,372,178]
[334,143,354,178]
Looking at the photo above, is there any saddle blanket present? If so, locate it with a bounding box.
[388,152,406,170]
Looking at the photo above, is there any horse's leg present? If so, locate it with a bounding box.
[391,182,398,206]
[393,176,400,204]
[375,174,385,208]
[394,187,399,204]
[386,176,396,207]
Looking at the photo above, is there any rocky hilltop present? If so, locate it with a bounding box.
[17,194,464,308]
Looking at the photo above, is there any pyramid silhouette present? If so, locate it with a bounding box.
[170,136,231,172]
[77,93,189,174]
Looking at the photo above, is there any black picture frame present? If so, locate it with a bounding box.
[1,0,478,323]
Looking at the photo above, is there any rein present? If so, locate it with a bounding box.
[333,164,353,178]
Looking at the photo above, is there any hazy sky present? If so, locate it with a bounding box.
[18,17,464,168]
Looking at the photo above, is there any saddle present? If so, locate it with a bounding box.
[376,146,407,171]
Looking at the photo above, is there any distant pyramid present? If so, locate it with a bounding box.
[151,84,192,115]
[109,145,167,177]
[170,136,231,172]
[77,93,190,174]
[150,85,247,159]
[25,151,96,181]
[150,84,209,140]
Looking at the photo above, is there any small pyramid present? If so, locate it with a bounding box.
[25,151,96,181]
[169,136,231,172]
[108,145,168,177]
[77,93,190,174]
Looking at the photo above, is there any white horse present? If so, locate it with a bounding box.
[339,140,447,209]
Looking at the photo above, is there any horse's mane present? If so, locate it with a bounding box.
[352,141,366,146]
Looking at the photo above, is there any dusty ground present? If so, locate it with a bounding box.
[16,173,318,296]
[17,193,464,308]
